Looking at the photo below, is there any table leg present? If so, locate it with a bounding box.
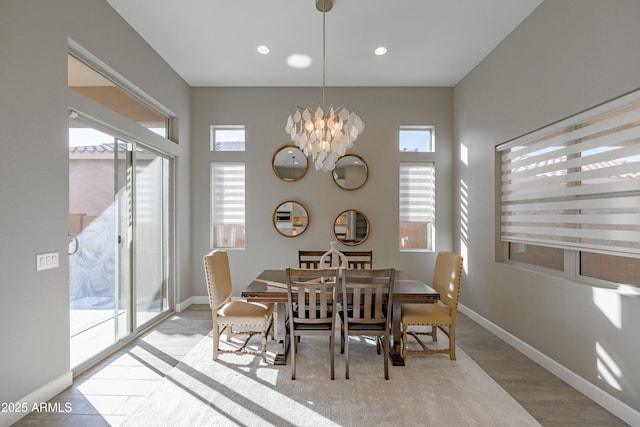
[273,302,290,365]
[389,303,405,366]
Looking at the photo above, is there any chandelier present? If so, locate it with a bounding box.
[285,0,365,172]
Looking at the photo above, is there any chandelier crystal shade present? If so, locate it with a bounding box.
[284,0,365,172]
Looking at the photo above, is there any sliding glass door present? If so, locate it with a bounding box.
[134,146,169,326]
[69,116,170,368]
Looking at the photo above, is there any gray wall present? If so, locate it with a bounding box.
[0,0,191,406]
[191,87,454,296]
[454,0,640,412]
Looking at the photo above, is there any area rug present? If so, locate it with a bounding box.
[124,329,540,427]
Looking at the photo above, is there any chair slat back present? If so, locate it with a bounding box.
[287,268,338,325]
[203,250,233,309]
[343,250,373,269]
[342,269,395,325]
[298,250,332,269]
[432,251,464,310]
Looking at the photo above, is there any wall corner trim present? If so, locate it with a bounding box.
[0,370,73,427]
[458,304,640,426]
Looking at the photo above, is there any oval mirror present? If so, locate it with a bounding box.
[273,201,309,238]
[333,209,370,245]
[272,145,309,182]
[332,154,368,190]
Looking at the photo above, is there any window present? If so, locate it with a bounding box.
[498,90,640,287]
[399,162,435,251]
[508,243,564,271]
[399,126,434,152]
[210,162,245,249]
[581,252,640,287]
[211,126,245,151]
[68,54,169,138]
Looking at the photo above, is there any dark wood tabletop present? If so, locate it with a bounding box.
[242,269,439,303]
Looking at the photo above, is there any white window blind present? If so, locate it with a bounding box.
[210,162,245,248]
[399,162,435,250]
[497,91,640,257]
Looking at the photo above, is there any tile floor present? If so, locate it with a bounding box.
[14,305,628,426]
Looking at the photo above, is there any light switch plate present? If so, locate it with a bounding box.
[36,252,59,271]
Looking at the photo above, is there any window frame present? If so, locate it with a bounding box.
[399,125,435,153]
[497,89,640,290]
[210,162,246,250]
[210,125,246,152]
[399,161,436,252]
[68,53,171,140]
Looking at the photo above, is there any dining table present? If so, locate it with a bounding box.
[241,269,440,366]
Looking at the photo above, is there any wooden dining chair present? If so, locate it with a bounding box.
[298,250,331,269]
[401,251,463,361]
[286,267,339,380]
[343,250,373,269]
[339,268,395,380]
[203,250,274,361]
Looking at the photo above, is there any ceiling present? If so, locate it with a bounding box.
[106,0,542,88]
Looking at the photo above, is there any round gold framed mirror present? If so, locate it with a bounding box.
[333,209,370,245]
[272,145,309,182]
[331,154,368,190]
[273,200,309,238]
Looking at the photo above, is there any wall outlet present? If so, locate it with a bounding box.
[36,252,59,271]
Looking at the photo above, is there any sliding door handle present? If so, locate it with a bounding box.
[68,234,79,255]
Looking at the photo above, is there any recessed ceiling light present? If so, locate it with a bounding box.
[374,46,388,56]
[287,54,312,69]
[257,45,270,55]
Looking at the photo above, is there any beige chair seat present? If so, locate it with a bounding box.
[401,303,451,325]
[218,300,273,320]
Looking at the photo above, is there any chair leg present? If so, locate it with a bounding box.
[345,334,349,380]
[401,324,407,361]
[340,320,345,354]
[261,329,267,362]
[330,333,335,380]
[212,318,219,361]
[383,332,389,380]
[291,332,297,380]
[449,325,456,361]
[431,325,438,341]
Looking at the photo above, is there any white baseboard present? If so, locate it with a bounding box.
[458,304,640,426]
[0,370,73,427]
[175,296,209,312]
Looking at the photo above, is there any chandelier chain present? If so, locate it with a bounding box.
[322,6,326,109]
[284,0,365,172]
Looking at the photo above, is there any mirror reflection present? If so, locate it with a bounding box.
[333,209,370,245]
[332,154,368,190]
[272,145,308,182]
[273,201,309,238]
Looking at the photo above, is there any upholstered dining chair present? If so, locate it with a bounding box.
[286,267,339,380]
[401,251,463,361]
[203,250,274,361]
[298,250,331,269]
[339,268,395,380]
